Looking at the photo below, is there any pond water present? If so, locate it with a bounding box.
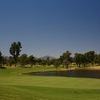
[26,70,100,79]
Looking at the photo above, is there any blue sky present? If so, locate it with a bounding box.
[0,0,100,57]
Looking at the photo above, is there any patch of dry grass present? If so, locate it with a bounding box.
[76,66,100,70]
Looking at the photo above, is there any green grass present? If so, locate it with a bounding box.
[0,67,100,100]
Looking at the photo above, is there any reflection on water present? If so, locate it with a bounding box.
[27,70,100,78]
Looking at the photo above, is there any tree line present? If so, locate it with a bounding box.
[0,41,100,68]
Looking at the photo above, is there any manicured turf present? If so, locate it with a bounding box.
[0,67,100,100]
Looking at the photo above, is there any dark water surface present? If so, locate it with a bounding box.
[26,70,100,79]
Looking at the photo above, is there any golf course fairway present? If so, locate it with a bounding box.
[0,67,100,100]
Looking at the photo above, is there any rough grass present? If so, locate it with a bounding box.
[0,67,100,100]
[76,66,100,71]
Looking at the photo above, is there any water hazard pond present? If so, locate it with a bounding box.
[25,70,100,79]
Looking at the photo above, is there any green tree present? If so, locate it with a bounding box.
[0,51,3,66]
[2,56,8,67]
[81,54,87,67]
[74,53,88,67]
[94,54,100,65]
[74,53,83,68]
[28,55,35,67]
[46,57,50,66]
[19,54,28,67]
[8,56,14,67]
[49,59,56,66]
[54,59,60,69]
[85,51,95,66]
[36,58,42,65]
[59,51,72,68]
[9,41,22,67]
[41,60,47,66]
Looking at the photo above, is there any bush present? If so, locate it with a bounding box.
[0,65,6,69]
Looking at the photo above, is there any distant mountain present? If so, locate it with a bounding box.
[39,55,56,60]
